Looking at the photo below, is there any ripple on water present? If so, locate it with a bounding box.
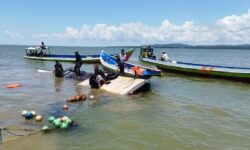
[102,101,143,113]
[184,103,233,117]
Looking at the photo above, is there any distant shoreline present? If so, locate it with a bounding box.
[1,43,250,50]
[151,44,250,50]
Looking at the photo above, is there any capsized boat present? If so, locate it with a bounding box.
[78,76,150,95]
[139,45,250,82]
[24,47,135,63]
[100,50,162,79]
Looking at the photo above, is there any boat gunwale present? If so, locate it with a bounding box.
[141,58,250,82]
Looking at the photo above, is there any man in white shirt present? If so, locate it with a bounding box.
[160,52,169,61]
[119,49,127,62]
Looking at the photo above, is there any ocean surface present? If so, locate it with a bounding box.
[0,45,250,150]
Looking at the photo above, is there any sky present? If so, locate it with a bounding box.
[0,0,250,46]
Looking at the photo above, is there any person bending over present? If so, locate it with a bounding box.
[54,61,64,77]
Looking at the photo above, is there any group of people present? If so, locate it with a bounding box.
[141,45,170,61]
[54,49,127,88]
[26,42,47,57]
[27,50,47,57]
[54,51,83,78]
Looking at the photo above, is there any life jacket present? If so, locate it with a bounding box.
[132,66,143,76]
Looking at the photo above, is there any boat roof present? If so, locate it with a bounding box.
[141,45,153,51]
[25,46,49,50]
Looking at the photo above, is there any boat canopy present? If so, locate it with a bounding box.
[25,46,49,51]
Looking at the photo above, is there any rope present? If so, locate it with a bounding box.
[1,127,37,132]
[0,127,42,144]
[3,130,26,136]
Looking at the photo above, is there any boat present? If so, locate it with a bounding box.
[139,45,250,82]
[78,76,150,95]
[100,50,162,79]
[24,47,135,63]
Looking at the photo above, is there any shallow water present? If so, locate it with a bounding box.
[0,45,250,150]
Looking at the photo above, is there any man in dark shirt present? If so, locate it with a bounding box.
[41,42,46,49]
[54,61,64,77]
[94,65,106,79]
[74,51,83,77]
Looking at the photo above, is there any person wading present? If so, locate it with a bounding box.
[74,51,83,78]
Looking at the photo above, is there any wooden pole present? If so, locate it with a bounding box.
[0,129,2,144]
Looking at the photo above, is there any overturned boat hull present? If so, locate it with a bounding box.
[78,76,150,95]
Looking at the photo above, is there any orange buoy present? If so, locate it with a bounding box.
[5,83,22,88]
[67,93,86,102]
[75,96,80,100]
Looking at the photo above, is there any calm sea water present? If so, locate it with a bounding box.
[0,45,250,150]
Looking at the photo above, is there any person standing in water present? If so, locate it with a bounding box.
[74,51,83,77]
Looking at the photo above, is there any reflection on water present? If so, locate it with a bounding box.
[103,100,143,113]
[54,78,64,92]
[1,45,250,149]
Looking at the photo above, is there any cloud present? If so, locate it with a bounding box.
[4,30,21,38]
[31,9,250,45]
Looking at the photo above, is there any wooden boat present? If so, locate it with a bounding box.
[24,47,135,63]
[139,46,250,82]
[100,50,162,79]
[78,76,150,95]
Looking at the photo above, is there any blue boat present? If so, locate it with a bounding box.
[100,50,162,78]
